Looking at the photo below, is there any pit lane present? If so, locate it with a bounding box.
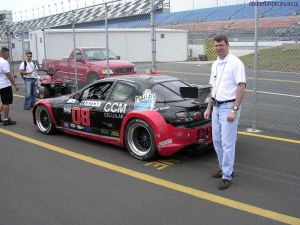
[0,94,299,225]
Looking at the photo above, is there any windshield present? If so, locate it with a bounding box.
[151,80,190,102]
[83,49,118,61]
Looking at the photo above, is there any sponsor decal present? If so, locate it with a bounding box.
[70,123,76,128]
[155,106,170,111]
[63,107,72,114]
[80,100,102,107]
[66,99,76,104]
[134,89,156,111]
[104,113,124,119]
[77,124,85,130]
[159,139,172,147]
[63,122,70,128]
[104,102,127,113]
[100,129,110,135]
[111,130,120,137]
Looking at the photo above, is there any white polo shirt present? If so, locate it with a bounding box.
[209,53,246,102]
[0,57,11,89]
[19,61,39,79]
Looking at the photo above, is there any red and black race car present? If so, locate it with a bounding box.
[33,74,212,160]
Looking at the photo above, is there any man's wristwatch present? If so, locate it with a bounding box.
[232,106,239,111]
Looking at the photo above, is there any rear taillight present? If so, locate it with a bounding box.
[194,111,203,121]
[176,111,203,122]
[176,112,188,121]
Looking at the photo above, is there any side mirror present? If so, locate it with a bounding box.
[116,56,120,60]
[73,92,81,100]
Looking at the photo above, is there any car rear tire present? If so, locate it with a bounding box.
[125,118,158,161]
[35,105,55,134]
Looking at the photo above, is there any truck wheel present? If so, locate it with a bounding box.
[124,118,158,161]
[39,86,51,99]
[88,74,99,84]
[35,105,55,134]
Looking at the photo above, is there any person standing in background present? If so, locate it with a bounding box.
[0,47,19,125]
[19,51,39,110]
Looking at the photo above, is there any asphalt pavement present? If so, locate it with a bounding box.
[0,90,299,225]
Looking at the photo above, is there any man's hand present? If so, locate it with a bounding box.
[204,108,211,120]
[227,110,236,122]
[14,85,19,92]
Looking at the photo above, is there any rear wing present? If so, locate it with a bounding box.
[180,85,211,103]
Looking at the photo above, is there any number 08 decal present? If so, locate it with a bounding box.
[72,107,91,127]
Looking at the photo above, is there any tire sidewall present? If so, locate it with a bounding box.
[125,118,157,160]
[36,105,54,134]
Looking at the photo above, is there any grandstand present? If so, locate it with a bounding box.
[0,0,299,43]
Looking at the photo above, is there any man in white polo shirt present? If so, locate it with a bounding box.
[204,35,246,190]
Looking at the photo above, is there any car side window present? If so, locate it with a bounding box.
[110,82,135,102]
[81,82,113,100]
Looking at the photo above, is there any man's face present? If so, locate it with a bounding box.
[26,54,32,61]
[3,51,10,60]
[214,40,229,59]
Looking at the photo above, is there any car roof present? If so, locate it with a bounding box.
[102,74,180,85]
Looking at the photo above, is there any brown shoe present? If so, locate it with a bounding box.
[211,170,222,178]
[218,179,231,190]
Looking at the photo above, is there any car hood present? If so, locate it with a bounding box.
[89,60,135,68]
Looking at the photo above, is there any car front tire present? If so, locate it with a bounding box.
[35,105,55,134]
[125,118,158,161]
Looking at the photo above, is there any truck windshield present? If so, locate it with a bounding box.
[83,49,118,61]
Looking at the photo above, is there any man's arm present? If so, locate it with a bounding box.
[233,82,246,109]
[6,72,19,91]
[227,82,246,122]
[204,89,213,119]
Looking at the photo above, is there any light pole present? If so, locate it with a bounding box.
[19,11,22,21]
[68,0,71,11]
[42,6,45,17]
[76,0,79,9]
[37,7,40,18]
[32,8,35,19]
[55,3,58,14]
[48,4,51,15]
[25,10,28,20]
[61,2,64,12]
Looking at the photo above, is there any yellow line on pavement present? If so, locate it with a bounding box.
[0,128,299,225]
[14,94,25,98]
[238,131,300,144]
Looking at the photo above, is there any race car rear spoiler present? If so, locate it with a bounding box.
[180,85,211,103]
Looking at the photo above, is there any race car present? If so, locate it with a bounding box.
[33,74,212,160]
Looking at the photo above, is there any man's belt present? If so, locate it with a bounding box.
[212,98,235,105]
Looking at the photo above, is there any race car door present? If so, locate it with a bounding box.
[62,81,114,135]
[101,81,138,138]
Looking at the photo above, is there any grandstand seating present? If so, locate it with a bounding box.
[0,0,299,36]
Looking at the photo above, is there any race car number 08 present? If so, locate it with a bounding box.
[72,107,90,127]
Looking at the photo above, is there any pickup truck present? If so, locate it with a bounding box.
[42,48,137,84]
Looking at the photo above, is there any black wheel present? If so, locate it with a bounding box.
[124,119,158,160]
[88,74,99,84]
[35,105,55,134]
[39,86,51,98]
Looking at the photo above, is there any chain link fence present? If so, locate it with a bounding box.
[1,0,299,135]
